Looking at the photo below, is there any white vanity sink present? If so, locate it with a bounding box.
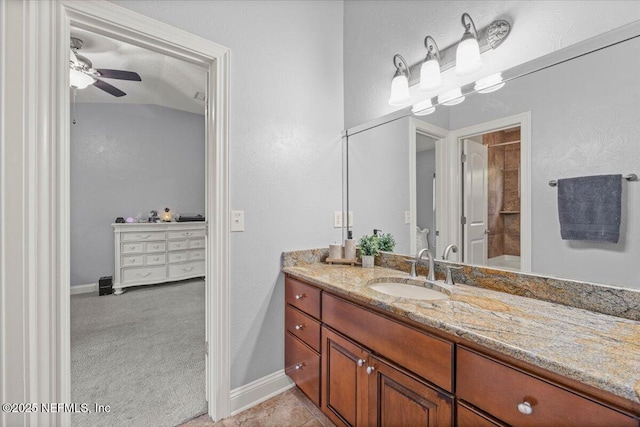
[368,279,450,301]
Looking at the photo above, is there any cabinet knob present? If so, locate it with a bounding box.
[357,359,365,367]
[294,363,304,370]
[366,366,375,375]
[517,401,533,415]
[295,294,305,300]
[295,324,303,330]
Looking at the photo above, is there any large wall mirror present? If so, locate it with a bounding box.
[345,21,640,290]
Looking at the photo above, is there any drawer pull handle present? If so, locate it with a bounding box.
[517,402,533,415]
[129,259,136,263]
[184,232,192,236]
[366,366,375,375]
[137,272,152,277]
[136,234,151,239]
[153,245,160,249]
[153,257,159,261]
[295,294,305,300]
[129,245,135,250]
[357,359,365,367]
[294,363,304,370]
[295,324,303,330]
[182,266,194,272]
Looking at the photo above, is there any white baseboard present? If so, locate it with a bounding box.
[229,369,294,416]
[70,283,97,295]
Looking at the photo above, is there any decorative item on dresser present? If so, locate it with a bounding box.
[112,222,206,295]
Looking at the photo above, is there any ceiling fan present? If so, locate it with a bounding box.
[69,37,142,97]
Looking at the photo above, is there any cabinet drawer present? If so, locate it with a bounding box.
[145,241,166,253]
[121,231,165,242]
[285,332,320,406]
[457,402,506,427]
[168,260,204,279]
[285,305,320,352]
[322,293,453,392]
[189,249,205,261]
[122,266,166,284]
[457,347,637,427]
[189,238,205,249]
[285,276,321,319]
[168,251,189,263]
[168,240,188,251]
[121,242,143,254]
[145,253,166,266]
[168,229,205,239]
[122,254,143,267]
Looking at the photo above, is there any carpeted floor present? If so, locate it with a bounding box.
[71,279,207,427]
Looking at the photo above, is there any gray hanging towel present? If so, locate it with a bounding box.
[557,174,622,243]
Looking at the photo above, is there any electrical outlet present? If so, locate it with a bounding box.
[231,210,245,232]
[334,211,343,228]
[404,211,411,224]
[348,211,354,227]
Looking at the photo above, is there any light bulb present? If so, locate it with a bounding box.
[438,88,465,106]
[70,69,96,89]
[419,59,441,91]
[412,99,435,116]
[455,36,482,75]
[474,73,505,93]
[388,75,411,106]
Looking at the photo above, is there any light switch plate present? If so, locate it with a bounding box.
[231,210,245,232]
[334,211,343,228]
[404,211,411,224]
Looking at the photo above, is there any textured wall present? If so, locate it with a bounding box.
[344,0,640,128]
[111,0,345,389]
[70,104,205,287]
[449,37,640,288]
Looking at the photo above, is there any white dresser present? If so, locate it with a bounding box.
[112,222,206,295]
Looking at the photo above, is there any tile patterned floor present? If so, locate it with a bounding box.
[178,387,335,427]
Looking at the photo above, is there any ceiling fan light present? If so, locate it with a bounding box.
[70,69,96,89]
[475,73,505,93]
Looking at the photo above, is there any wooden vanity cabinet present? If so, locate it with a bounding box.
[321,326,453,427]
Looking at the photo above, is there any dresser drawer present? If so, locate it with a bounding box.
[168,229,205,239]
[168,240,188,251]
[285,332,320,406]
[285,305,321,352]
[189,238,205,249]
[189,249,205,261]
[168,260,204,279]
[121,242,144,254]
[285,276,321,319]
[145,253,166,266]
[122,266,166,284]
[322,293,453,392]
[122,254,143,267]
[121,231,165,242]
[145,241,166,253]
[457,347,637,427]
[168,251,189,263]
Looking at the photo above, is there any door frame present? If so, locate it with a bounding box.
[409,118,448,255]
[446,112,531,271]
[0,1,230,425]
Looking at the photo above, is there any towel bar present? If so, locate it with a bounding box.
[548,173,637,187]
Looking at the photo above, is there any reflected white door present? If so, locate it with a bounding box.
[463,139,488,265]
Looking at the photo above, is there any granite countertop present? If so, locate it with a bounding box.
[282,262,640,405]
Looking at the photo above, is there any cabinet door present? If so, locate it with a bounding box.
[369,356,453,427]
[322,327,369,427]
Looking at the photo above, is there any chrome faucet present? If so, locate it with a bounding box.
[442,244,458,260]
[416,248,436,281]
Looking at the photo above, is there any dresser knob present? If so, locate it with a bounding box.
[295,294,305,300]
[366,366,375,375]
[517,401,533,415]
[295,324,303,330]
[357,359,365,367]
[295,363,304,370]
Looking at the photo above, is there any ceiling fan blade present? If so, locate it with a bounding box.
[96,69,142,81]
[93,79,126,97]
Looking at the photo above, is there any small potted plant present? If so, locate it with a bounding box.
[377,233,396,252]
[358,234,379,268]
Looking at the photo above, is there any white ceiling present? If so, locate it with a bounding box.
[71,27,207,115]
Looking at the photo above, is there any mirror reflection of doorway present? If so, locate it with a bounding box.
[416,133,437,255]
[462,126,522,271]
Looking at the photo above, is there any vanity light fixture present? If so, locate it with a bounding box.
[438,88,465,106]
[419,36,442,92]
[455,13,482,75]
[411,99,436,116]
[388,54,412,106]
[474,72,505,93]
